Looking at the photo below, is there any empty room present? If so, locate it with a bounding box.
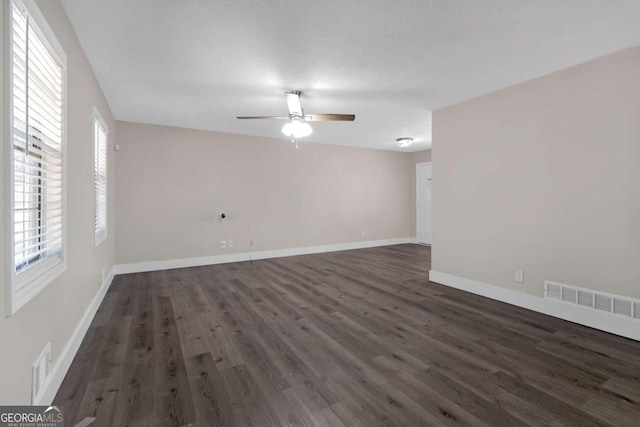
[1,1,640,426]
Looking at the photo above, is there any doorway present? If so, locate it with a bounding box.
[416,162,432,245]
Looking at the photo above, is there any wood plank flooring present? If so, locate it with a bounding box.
[55,245,640,426]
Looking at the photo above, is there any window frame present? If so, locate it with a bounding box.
[92,107,108,247]
[4,0,67,316]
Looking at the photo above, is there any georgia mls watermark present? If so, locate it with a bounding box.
[0,406,63,427]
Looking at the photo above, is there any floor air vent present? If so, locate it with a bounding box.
[545,281,640,321]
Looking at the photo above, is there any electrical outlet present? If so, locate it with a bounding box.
[220,240,227,249]
[228,240,233,247]
[515,270,524,283]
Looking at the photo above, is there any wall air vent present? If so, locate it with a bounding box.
[544,281,640,321]
[595,294,612,312]
[546,282,562,300]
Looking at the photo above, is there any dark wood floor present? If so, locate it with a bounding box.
[55,245,640,426]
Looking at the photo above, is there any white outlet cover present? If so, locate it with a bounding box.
[515,270,524,283]
[228,241,233,247]
[220,240,226,248]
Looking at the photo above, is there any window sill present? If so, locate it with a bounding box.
[94,231,107,248]
[8,258,66,316]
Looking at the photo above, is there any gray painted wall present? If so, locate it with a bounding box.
[432,47,640,299]
[115,121,427,264]
[0,0,116,403]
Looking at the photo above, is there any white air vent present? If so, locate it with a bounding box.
[545,281,640,321]
[32,342,52,404]
[577,289,593,307]
[562,287,577,303]
[595,294,612,312]
[546,282,562,300]
[614,299,633,317]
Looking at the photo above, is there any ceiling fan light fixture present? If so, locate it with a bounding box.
[238,91,354,145]
[282,118,313,138]
[396,137,414,148]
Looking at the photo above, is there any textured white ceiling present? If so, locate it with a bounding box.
[61,0,640,152]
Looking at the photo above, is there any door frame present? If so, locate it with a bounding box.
[416,162,432,245]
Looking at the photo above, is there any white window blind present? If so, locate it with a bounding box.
[93,110,107,245]
[7,0,66,314]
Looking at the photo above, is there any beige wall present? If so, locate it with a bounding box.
[432,47,640,299]
[409,150,431,237]
[410,150,431,165]
[115,122,415,264]
[0,1,116,403]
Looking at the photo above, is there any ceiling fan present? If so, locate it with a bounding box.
[237,91,355,147]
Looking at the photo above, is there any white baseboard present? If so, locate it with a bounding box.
[114,237,417,275]
[37,268,116,405]
[428,270,640,342]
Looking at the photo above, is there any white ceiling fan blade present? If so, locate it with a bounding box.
[286,91,304,117]
[305,114,356,121]
[237,116,290,120]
